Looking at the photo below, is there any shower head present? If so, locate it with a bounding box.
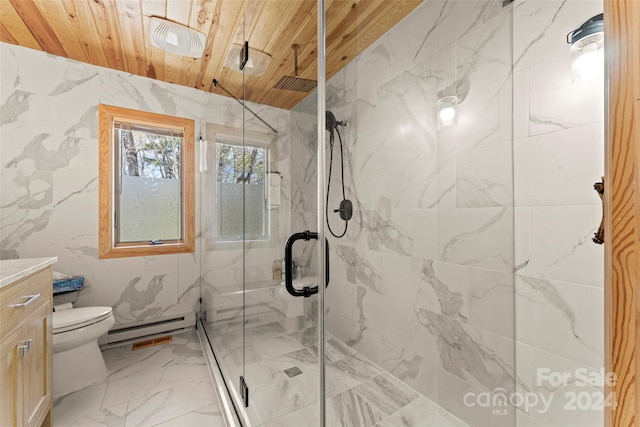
[273,44,318,92]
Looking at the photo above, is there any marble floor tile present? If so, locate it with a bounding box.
[208,313,468,427]
[327,353,383,388]
[152,403,225,427]
[53,382,108,423]
[351,373,419,416]
[326,336,357,362]
[247,332,308,358]
[170,330,207,365]
[54,403,128,427]
[288,325,318,347]
[211,329,244,352]
[326,388,387,427]
[101,363,210,409]
[247,321,287,337]
[307,336,357,363]
[124,377,216,427]
[434,409,469,427]
[53,330,223,427]
[291,367,352,403]
[105,347,174,381]
[374,396,442,427]
[245,347,317,389]
[258,404,318,427]
[279,315,316,333]
[246,377,308,425]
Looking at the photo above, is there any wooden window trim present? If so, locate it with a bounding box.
[98,104,195,259]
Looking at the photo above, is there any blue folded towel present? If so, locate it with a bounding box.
[52,277,84,295]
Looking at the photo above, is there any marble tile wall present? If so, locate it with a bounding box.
[0,42,291,330]
[199,94,293,328]
[292,1,517,426]
[290,0,604,426]
[512,1,605,426]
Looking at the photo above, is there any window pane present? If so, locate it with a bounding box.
[215,142,267,241]
[117,126,182,243]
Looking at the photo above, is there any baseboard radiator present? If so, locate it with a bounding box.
[99,312,196,347]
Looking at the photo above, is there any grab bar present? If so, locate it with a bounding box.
[284,231,329,297]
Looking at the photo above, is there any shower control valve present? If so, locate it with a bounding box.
[334,199,353,221]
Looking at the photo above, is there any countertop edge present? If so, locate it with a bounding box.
[0,257,58,289]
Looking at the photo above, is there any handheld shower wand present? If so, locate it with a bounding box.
[325,111,352,238]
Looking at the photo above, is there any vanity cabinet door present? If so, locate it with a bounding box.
[0,330,22,427]
[21,303,51,427]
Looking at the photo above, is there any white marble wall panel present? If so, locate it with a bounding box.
[468,268,515,339]
[527,348,604,427]
[515,122,605,206]
[456,143,513,208]
[516,275,603,368]
[513,1,604,425]
[285,2,605,426]
[0,42,289,330]
[514,206,531,272]
[520,205,603,287]
[437,207,514,272]
[529,55,604,136]
[289,2,519,425]
[513,69,530,139]
[513,0,604,72]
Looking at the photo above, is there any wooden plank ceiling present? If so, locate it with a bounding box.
[0,0,422,110]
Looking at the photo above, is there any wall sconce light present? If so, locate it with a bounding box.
[567,13,604,83]
[437,95,459,129]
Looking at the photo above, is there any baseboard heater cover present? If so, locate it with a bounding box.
[99,313,196,345]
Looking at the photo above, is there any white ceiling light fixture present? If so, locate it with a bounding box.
[149,17,207,58]
[224,44,271,76]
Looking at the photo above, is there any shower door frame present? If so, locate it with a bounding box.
[315,1,328,426]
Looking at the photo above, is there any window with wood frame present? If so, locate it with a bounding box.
[98,104,195,258]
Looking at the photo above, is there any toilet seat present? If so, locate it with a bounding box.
[53,307,113,334]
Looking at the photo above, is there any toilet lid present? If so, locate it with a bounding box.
[53,307,113,333]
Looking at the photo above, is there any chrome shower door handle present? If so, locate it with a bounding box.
[284,230,330,298]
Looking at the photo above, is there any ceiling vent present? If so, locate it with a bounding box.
[224,44,271,76]
[149,17,207,58]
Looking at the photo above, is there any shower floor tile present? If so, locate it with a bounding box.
[210,314,469,427]
[53,330,225,427]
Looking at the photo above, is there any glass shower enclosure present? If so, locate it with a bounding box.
[200,1,517,426]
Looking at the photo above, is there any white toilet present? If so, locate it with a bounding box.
[52,306,114,397]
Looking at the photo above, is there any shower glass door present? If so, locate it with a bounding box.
[199,12,250,423]
[317,1,516,427]
[235,8,324,426]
